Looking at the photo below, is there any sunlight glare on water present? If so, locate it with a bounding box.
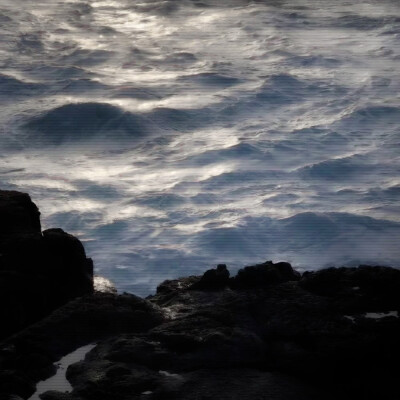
[1,0,400,295]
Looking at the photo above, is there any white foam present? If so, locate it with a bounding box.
[94,275,117,293]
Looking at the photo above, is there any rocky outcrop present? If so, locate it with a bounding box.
[1,261,399,400]
[189,263,230,290]
[0,190,41,238]
[0,190,93,340]
[0,292,164,398]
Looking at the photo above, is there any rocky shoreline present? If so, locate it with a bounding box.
[1,190,400,400]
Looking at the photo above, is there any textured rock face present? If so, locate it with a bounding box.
[0,293,164,399]
[0,190,93,339]
[1,262,399,400]
[230,260,301,288]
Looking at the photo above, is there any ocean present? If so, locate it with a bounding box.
[1,0,400,295]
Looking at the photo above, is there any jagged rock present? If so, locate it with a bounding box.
[66,357,162,400]
[0,292,164,400]
[60,336,322,400]
[0,190,94,340]
[229,260,300,288]
[146,263,400,399]
[189,264,230,290]
[0,190,41,240]
[300,265,400,311]
[155,276,200,297]
[41,228,93,306]
[2,262,400,400]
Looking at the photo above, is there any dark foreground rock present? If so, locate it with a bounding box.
[0,292,163,398]
[1,262,399,400]
[0,190,93,340]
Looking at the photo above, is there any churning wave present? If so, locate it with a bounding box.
[24,103,149,144]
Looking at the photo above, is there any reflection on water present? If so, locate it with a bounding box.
[28,344,96,400]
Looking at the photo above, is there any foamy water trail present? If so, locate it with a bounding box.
[1,0,400,295]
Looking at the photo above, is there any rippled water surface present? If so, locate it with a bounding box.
[1,0,400,295]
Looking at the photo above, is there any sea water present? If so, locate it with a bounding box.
[1,0,400,295]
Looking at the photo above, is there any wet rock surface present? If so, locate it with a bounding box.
[1,191,400,399]
[0,293,164,399]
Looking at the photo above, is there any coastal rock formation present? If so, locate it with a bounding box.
[0,190,94,339]
[1,262,400,400]
[0,191,399,400]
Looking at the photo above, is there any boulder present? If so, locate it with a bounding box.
[0,190,93,340]
[2,261,400,400]
[0,190,41,240]
[230,260,300,288]
[189,264,230,290]
[0,292,164,400]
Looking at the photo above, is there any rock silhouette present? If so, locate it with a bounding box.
[0,190,93,339]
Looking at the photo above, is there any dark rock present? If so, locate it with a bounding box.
[55,335,322,400]
[171,368,322,400]
[1,292,164,362]
[155,276,200,297]
[39,392,81,400]
[0,292,164,400]
[0,270,49,338]
[148,263,400,399]
[0,190,94,340]
[41,228,94,306]
[67,358,161,400]
[230,260,301,288]
[0,190,41,241]
[300,266,400,310]
[1,395,25,400]
[189,264,230,290]
[3,261,400,400]
[0,369,35,398]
